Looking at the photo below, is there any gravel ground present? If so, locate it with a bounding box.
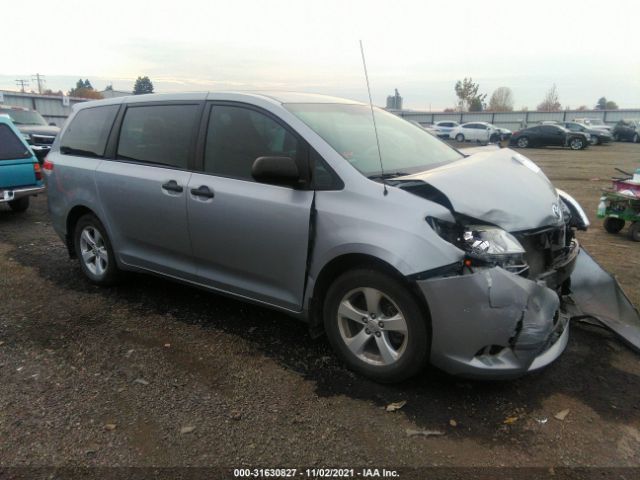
[0,142,639,472]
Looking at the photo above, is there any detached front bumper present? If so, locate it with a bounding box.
[0,185,45,203]
[417,262,574,380]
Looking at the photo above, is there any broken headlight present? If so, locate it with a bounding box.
[428,218,528,273]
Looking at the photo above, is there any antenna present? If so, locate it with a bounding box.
[359,40,387,196]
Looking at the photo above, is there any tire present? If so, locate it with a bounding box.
[629,222,640,242]
[323,269,429,383]
[634,133,639,144]
[455,133,465,142]
[8,196,29,213]
[74,214,120,286]
[603,217,625,234]
[516,137,529,148]
[569,137,585,150]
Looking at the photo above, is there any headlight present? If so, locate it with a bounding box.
[428,218,528,273]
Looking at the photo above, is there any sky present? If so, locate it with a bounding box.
[2,0,639,110]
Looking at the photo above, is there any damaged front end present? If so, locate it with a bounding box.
[395,149,640,378]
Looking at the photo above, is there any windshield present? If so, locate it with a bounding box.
[285,103,462,177]
[0,108,47,126]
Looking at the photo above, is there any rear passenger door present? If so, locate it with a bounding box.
[186,103,314,311]
[95,102,202,278]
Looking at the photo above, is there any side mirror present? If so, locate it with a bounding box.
[251,156,302,187]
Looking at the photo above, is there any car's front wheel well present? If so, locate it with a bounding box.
[65,206,95,258]
[308,254,431,337]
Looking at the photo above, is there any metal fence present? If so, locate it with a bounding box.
[394,108,640,132]
[0,90,88,127]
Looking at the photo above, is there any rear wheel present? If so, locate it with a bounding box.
[8,196,30,213]
[603,217,625,234]
[455,133,465,142]
[629,222,640,242]
[569,137,585,150]
[323,269,429,383]
[74,214,120,286]
[516,137,529,148]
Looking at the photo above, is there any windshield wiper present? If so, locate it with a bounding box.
[367,171,410,180]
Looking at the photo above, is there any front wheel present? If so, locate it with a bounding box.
[569,137,585,150]
[323,269,429,383]
[455,133,465,142]
[8,196,29,213]
[516,137,529,148]
[74,214,120,286]
[603,217,625,234]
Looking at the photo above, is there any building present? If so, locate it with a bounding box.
[99,89,131,99]
[386,89,403,110]
[0,90,87,127]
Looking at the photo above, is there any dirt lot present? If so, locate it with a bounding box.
[1,142,639,473]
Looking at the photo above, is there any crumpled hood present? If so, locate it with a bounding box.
[397,148,563,232]
[17,125,60,136]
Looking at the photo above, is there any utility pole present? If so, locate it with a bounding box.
[31,73,46,94]
[15,79,29,92]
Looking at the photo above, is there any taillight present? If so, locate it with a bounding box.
[43,157,54,171]
[33,162,42,181]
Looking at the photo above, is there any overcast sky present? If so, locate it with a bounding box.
[2,0,639,110]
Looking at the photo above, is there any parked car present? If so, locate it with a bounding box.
[0,105,60,162]
[44,92,632,382]
[0,115,45,212]
[509,124,589,150]
[449,122,500,143]
[408,120,439,136]
[562,121,612,145]
[572,117,613,132]
[432,120,459,138]
[487,124,512,141]
[612,119,640,143]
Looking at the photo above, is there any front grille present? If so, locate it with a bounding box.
[514,224,574,280]
[31,135,55,145]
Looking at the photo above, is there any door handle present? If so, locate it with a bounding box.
[190,185,214,199]
[162,180,183,193]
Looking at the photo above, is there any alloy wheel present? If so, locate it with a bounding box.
[336,287,408,366]
[79,226,109,277]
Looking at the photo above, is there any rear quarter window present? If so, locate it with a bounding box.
[0,124,32,160]
[60,105,119,157]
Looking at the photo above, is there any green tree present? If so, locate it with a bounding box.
[488,87,514,112]
[133,76,154,95]
[69,79,102,99]
[454,77,485,112]
[537,84,561,112]
[596,97,607,110]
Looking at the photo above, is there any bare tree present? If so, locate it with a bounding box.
[488,87,514,112]
[537,84,561,112]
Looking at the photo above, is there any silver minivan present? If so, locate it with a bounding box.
[44,92,640,382]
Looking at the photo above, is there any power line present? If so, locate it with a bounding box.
[15,79,29,92]
[31,73,46,94]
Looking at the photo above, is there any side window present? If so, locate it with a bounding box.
[204,105,300,180]
[60,105,119,157]
[0,124,32,160]
[117,104,199,169]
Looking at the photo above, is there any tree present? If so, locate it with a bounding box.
[469,96,485,112]
[595,97,618,110]
[133,76,154,95]
[454,77,485,112]
[537,84,561,112]
[68,79,103,99]
[488,87,514,112]
[577,105,588,111]
[105,84,114,91]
